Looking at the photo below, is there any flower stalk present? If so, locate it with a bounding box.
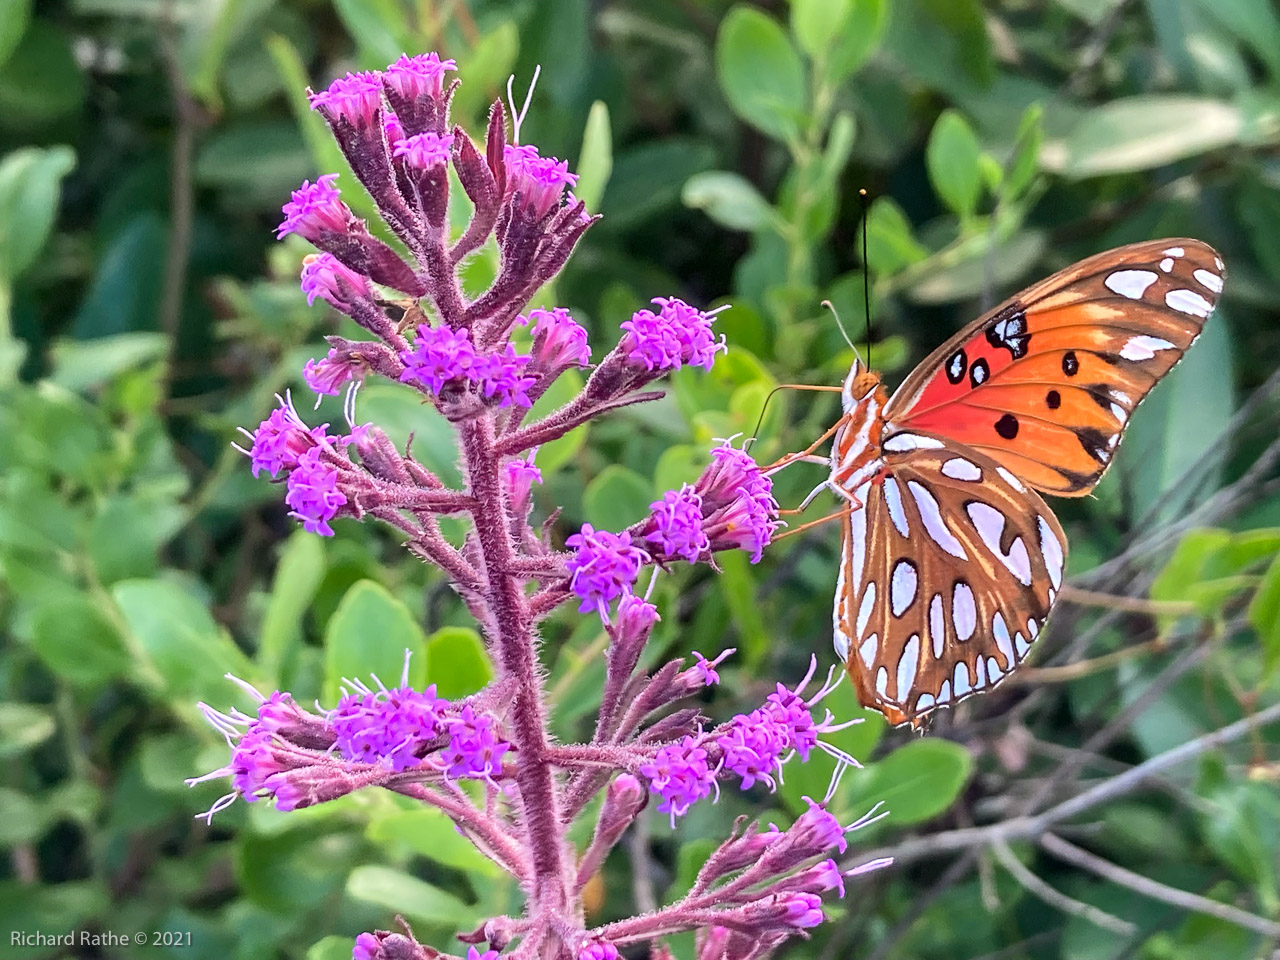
[196,52,890,960]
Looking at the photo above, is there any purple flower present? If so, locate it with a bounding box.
[613,592,660,644]
[309,71,384,127]
[690,648,734,686]
[330,683,447,771]
[764,684,818,761]
[504,456,542,513]
[504,143,579,219]
[789,798,849,856]
[524,306,591,370]
[392,131,453,169]
[578,942,619,960]
[474,344,535,408]
[384,52,457,101]
[786,859,846,898]
[717,708,787,791]
[299,253,372,309]
[696,441,781,563]
[304,348,365,397]
[620,297,727,373]
[639,736,717,823]
[780,892,824,929]
[353,932,381,960]
[647,484,710,562]
[441,706,510,782]
[285,447,347,536]
[279,174,353,241]
[399,324,478,393]
[382,113,404,142]
[238,398,332,477]
[565,524,650,617]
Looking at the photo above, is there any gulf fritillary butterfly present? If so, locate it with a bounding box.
[810,238,1224,730]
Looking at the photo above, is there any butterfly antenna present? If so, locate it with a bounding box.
[821,299,862,365]
[859,188,873,370]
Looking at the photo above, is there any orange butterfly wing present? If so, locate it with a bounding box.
[834,437,1067,729]
[883,238,1225,496]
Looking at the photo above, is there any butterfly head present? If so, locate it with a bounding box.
[841,360,884,415]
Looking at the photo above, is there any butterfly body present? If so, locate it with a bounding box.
[825,239,1224,729]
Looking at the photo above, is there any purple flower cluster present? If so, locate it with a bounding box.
[398,325,535,408]
[647,485,710,562]
[392,131,453,169]
[279,174,352,241]
[696,440,782,563]
[505,143,580,219]
[285,447,348,536]
[641,657,857,818]
[621,297,727,373]
[299,253,372,309]
[524,306,591,370]
[308,70,384,127]
[565,525,651,617]
[439,706,510,782]
[330,682,447,771]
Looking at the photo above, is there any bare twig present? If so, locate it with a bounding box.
[991,838,1136,935]
[1040,833,1280,938]
[1057,585,1196,617]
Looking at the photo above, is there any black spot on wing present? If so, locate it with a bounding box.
[1077,426,1112,463]
[995,414,1020,439]
[985,303,1031,360]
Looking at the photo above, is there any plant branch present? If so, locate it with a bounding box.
[991,839,1135,935]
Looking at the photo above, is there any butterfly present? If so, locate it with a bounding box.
[813,238,1224,729]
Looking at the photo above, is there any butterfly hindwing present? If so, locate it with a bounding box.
[884,238,1224,496]
[835,434,1068,728]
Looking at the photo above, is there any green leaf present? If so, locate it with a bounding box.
[0,788,45,845]
[323,580,427,702]
[926,109,983,217]
[1003,103,1044,200]
[717,550,770,668]
[1249,552,1280,676]
[682,171,774,232]
[367,807,504,877]
[450,22,519,123]
[112,579,252,702]
[425,626,492,698]
[347,865,481,928]
[0,703,54,759]
[0,145,76,283]
[528,368,587,475]
[716,6,808,142]
[1051,96,1243,178]
[584,464,653,532]
[195,121,311,202]
[843,738,972,825]
[0,22,86,126]
[1188,0,1280,80]
[827,0,889,81]
[332,0,411,65]
[575,100,612,212]
[48,332,166,392]
[791,0,851,57]
[862,197,927,274]
[259,532,327,679]
[0,0,32,69]
[86,493,185,583]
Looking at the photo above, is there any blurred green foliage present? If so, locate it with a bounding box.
[2,1,1280,958]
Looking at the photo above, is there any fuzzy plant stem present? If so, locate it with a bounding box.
[459,413,569,915]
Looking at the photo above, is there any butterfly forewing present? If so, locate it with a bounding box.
[835,436,1068,728]
[884,238,1224,496]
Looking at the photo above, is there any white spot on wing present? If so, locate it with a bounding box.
[1159,257,1174,273]
[938,680,952,704]
[1165,289,1212,317]
[1015,632,1030,657]
[884,433,945,453]
[1120,335,1176,361]
[896,635,920,702]
[891,560,917,616]
[1110,403,1127,424]
[856,583,876,639]
[860,634,879,669]
[996,466,1025,492]
[883,477,909,537]
[953,662,972,697]
[1164,246,1185,257]
[908,480,968,559]
[942,458,982,482]
[1038,515,1064,589]
[987,656,1003,681]
[953,582,977,641]
[967,502,1032,585]
[993,612,1015,668]
[916,692,935,711]
[1007,537,1033,586]
[929,594,945,658]
[834,629,849,661]
[875,665,889,697]
[848,483,869,587]
[1104,269,1158,300]
[1027,619,1039,639]
[1193,269,1223,294]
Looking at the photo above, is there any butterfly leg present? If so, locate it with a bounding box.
[773,504,851,541]
[765,417,846,473]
